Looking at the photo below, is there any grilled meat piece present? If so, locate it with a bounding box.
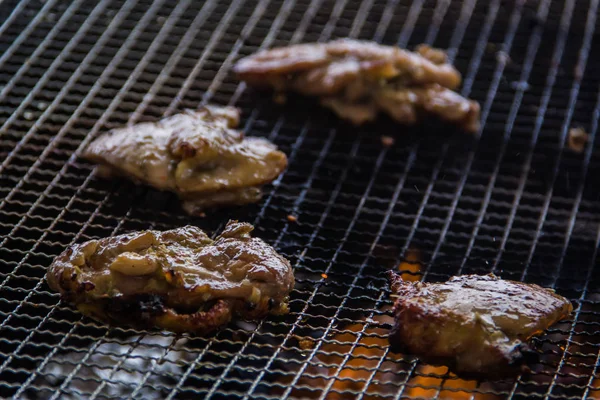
[234,39,480,132]
[83,106,287,214]
[388,273,573,379]
[46,221,294,334]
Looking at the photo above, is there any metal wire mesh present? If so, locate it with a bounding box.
[1,0,600,398]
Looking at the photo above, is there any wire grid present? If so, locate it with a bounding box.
[0,0,600,398]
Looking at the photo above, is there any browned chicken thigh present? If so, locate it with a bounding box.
[83,106,287,214]
[46,221,294,334]
[234,39,480,132]
[388,273,573,379]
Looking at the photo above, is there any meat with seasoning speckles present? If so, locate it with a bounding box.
[46,221,294,334]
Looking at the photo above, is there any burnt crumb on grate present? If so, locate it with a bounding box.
[381,135,395,147]
[567,127,588,153]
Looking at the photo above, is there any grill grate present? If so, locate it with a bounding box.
[1,0,600,398]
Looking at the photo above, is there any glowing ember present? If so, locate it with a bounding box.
[398,247,421,282]
[294,315,400,399]
[405,365,501,399]
[590,376,600,398]
[289,248,426,398]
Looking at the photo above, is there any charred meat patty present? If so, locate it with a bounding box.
[234,39,480,132]
[46,221,294,334]
[388,272,572,379]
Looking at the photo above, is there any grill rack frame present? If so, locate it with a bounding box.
[0,0,600,399]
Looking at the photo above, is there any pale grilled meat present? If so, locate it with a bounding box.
[234,39,480,132]
[388,273,573,379]
[83,106,287,214]
[46,221,294,334]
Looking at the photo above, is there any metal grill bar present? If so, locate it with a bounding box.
[235,3,410,397]
[168,1,305,396]
[575,45,600,400]
[126,0,345,395]
[453,0,548,278]
[162,0,247,116]
[492,0,576,278]
[285,149,389,400]
[523,0,597,278]
[0,0,57,70]
[182,3,396,399]
[501,2,599,393]
[0,0,175,394]
[397,0,503,282]
[0,1,136,212]
[393,1,514,397]
[458,0,547,274]
[0,0,94,106]
[539,214,600,399]
[0,0,599,399]
[109,0,310,390]
[258,135,364,398]
[538,4,600,398]
[204,4,358,396]
[0,0,33,38]
[83,4,230,396]
[311,2,463,398]
[39,2,207,398]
